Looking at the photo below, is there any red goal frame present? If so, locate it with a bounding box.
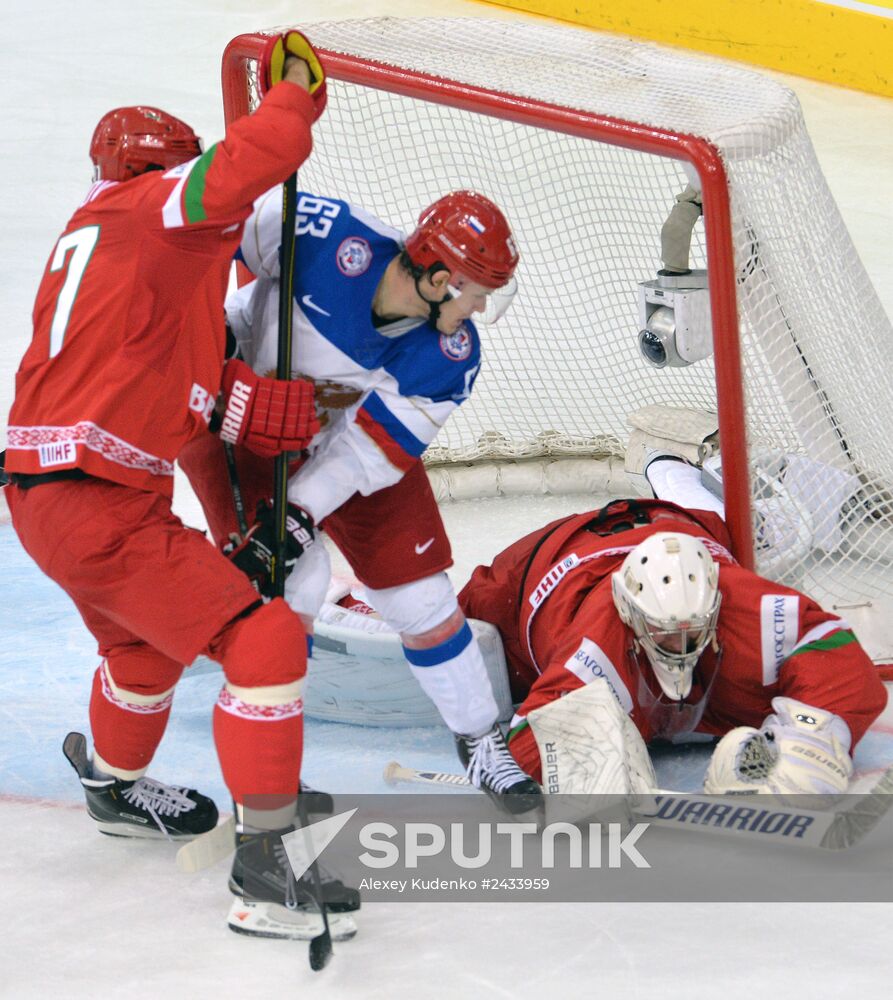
[221,31,754,569]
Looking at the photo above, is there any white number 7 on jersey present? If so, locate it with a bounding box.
[48,225,100,358]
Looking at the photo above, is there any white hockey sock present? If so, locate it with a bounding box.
[402,621,498,736]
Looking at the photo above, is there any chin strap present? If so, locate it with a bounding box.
[413,274,451,328]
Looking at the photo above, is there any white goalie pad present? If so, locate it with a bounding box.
[625,404,719,478]
[305,588,514,728]
[527,679,657,796]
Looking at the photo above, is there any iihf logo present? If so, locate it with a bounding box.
[337,236,372,276]
[439,328,472,361]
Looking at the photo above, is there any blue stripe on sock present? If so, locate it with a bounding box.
[403,621,473,668]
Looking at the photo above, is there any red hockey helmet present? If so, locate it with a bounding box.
[404,191,519,290]
[89,107,203,182]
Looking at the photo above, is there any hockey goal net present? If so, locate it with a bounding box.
[222,17,893,666]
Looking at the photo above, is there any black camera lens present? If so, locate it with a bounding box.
[638,329,667,367]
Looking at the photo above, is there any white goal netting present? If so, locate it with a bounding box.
[224,17,893,662]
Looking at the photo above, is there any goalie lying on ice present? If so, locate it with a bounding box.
[457,498,888,795]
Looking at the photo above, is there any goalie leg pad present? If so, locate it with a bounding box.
[527,680,657,796]
[625,405,719,477]
[645,457,725,516]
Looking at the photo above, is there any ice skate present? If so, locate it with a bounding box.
[228,824,359,941]
[63,731,218,840]
[456,725,542,814]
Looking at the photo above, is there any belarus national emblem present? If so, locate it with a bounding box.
[439,328,472,361]
[337,236,372,276]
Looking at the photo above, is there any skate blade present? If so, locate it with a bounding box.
[227,898,357,941]
[94,820,197,841]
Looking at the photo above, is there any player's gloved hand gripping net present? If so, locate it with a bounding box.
[218,358,320,458]
[226,499,316,597]
[258,30,327,121]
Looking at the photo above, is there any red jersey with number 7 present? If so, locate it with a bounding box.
[5,83,315,496]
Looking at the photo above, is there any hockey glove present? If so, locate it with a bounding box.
[258,30,327,121]
[703,696,853,796]
[219,358,320,458]
[225,499,316,597]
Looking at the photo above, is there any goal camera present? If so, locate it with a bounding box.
[637,270,713,368]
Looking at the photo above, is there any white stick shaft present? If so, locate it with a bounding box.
[176,816,235,873]
[383,760,471,788]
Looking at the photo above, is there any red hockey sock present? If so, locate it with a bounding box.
[213,687,303,811]
[89,660,178,776]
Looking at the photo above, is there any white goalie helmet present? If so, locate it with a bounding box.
[611,532,721,700]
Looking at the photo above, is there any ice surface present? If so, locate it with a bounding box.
[2,1,892,996]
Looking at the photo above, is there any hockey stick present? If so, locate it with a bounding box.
[274,173,332,970]
[176,815,236,873]
[296,792,332,970]
[383,760,893,851]
[272,172,298,598]
[223,441,249,538]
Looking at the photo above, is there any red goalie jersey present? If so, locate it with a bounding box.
[6,84,316,495]
[458,499,887,782]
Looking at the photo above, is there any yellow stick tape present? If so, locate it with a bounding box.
[482,0,893,96]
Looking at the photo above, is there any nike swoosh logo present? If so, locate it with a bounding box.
[301,294,331,317]
[415,538,435,555]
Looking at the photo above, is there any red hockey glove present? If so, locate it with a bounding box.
[258,30,327,122]
[225,500,315,597]
[219,358,320,458]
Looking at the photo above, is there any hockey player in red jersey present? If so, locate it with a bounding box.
[3,32,353,940]
[459,497,888,796]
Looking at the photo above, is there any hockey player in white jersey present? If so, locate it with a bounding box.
[180,188,542,813]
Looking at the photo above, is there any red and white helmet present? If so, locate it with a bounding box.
[89,107,202,182]
[404,191,519,291]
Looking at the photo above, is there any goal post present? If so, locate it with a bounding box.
[220,18,893,667]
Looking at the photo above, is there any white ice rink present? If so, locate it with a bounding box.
[2,1,893,996]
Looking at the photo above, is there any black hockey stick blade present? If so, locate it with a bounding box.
[62,731,90,780]
[309,927,333,971]
[295,788,335,971]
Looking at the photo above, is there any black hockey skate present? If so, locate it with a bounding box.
[456,724,543,814]
[228,825,359,941]
[63,732,218,841]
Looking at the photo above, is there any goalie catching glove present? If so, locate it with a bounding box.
[225,499,315,597]
[218,358,320,458]
[703,696,853,796]
[258,30,327,121]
